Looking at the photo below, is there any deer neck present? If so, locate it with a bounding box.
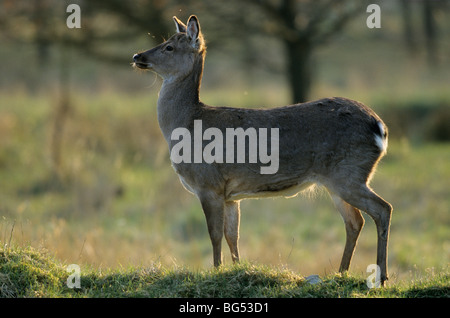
[157,55,204,142]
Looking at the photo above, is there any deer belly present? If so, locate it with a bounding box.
[227,181,315,201]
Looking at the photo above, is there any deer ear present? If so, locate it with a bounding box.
[186,15,203,49]
[173,16,186,33]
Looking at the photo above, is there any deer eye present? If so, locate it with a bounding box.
[165,45,174,52]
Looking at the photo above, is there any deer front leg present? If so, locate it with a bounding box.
[199,191,225,267]
[224,201,240,263]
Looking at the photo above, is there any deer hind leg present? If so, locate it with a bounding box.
[198,191,225,267]
[335,184,392,286]
[330,194,365,273]
[224,201,240,263]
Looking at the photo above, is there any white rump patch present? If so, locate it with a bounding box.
[374,121,388,153]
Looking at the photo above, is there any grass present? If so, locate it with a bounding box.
[0,91,449,293]
[1,245,448,298]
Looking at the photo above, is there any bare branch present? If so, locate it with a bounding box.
[312,1,365,45]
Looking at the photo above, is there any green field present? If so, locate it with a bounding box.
[0,246,448,298]
[0,91,448,295]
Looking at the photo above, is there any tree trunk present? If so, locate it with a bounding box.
[400,0,417,55]
[285,40,312,103]
[423,0,438,67]
[50,44,71,181]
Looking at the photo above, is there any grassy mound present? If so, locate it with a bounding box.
[0,245,448,298]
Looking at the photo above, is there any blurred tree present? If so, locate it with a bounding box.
[2,0,447,102]
[399,0,449,67]
[184,0,366,103]
[0,0,73,179]
[272,0,366,102]
[401,0,417,55]
[422,0,438,66]
[76,0,173,64]
[0,0,175,65]
[0,0,173,180]
[278,0,367,102]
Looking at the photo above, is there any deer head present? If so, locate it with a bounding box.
[133,15,206,82]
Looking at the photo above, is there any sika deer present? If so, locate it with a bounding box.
[132,15,393,286]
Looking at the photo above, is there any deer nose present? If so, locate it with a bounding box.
[133,53,141,61]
